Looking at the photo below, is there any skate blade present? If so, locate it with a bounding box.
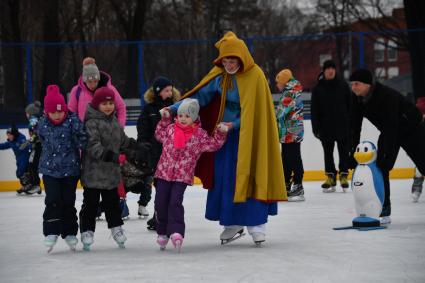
[221,232,246,245]
[160,246,166,251]
[118,243,125,249]
[288,196,305,202]
[255,240,265,246]
[83,244,91,251]
[47,246,54,253]
[138,215,149,219]
[174,240,182,253]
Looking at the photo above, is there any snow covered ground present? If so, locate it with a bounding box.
[0,180,424,283]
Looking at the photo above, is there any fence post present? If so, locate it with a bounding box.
[246,37,254,54]
[25,44,33,103]
[137,41,146,108]
[358,32,365,69]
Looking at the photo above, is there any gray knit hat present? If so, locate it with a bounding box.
[25,101,41,116]
[177,98,200,121]
[82,57,100,82]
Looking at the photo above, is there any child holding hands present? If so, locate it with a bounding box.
[80,87,136,250]
[154,98,228,252]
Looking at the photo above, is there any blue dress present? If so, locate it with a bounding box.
[171,75,277,226]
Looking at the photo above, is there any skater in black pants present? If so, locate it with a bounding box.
[275,68,305,201]
[136,76,180,230]
[311,60,351,192]
[349,68,425,225]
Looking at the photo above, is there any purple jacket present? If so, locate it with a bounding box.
[68,71,127,127]
[154,117,227,185]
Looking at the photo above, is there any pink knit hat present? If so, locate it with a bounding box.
[44,85,67,113]
[92,87,115,109]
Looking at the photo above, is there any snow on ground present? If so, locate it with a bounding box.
[0,180,424,283]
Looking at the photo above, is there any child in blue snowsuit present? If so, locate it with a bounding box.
[0,126,31,192]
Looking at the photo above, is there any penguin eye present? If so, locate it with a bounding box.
[356,147,360,152]
[364,147,368,152]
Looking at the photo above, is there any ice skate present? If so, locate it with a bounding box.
[64,235,78,251]
[81,230,94,251]
[25,185,42,195]
[44,235,58,253]
[138,205,149,218]
[380,216,391,225]
[339,172,349,192]
[288,184,305,202]
[411,176,423,203]
[119,198,130,220]
[111,226,126,248]
[251,232,265,246]
[170,233,183,253]
[322,173,336,193]
[157,235,169,251]
[147,215,156,231]
[220,226,245,245]
[16,185,29,195]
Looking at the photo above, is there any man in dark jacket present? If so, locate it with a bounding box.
[311,60,351,192]
[349,68,425,225]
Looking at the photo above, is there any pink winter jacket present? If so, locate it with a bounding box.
[154,116,227,185]
[68,71,127,127]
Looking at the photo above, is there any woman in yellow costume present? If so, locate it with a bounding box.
[166,32,286,245]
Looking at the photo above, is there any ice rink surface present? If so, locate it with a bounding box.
[0,180,424,283]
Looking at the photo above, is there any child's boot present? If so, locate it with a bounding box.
[111,226,127,248]
[170,233,183,253]
[44,235,59,253]
[81,230,94,251]
[64,235,78,251]
[412,175,424,203]
[157,235,169,251]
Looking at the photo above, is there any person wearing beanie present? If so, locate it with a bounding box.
[79,86,139,251]
[166,32,286,246]
[349,68,425,224]
[68,56,127,127]
[135,76,181,230]
[1,125,31,194]
[311,58,351,193]
[23,100,43,194]
[275,69,305,202]
[153,98,228,251]
[37,84,87,252]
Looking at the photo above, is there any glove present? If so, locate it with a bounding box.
[118,154,126,166]
[217,123,229,133]
[19,140,31,150]
[102,150,119,164]
[159,108,170,118]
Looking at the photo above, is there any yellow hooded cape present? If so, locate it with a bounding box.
[182,32,287,203]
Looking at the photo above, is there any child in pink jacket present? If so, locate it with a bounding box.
[68,57,127,127]
[154,98,228,252]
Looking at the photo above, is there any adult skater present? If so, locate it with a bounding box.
[311,60,351,192]
[166,32,286,245]
[349,68,425,224]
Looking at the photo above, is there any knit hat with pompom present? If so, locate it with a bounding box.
[82,57,100,82]
[44,85,67,113]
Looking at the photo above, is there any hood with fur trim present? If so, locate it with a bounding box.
[143,86,181,104]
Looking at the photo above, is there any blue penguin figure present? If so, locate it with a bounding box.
[351,141,385,226]
[334,141,386,231]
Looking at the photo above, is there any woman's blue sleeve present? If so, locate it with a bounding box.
[169,79,218,113]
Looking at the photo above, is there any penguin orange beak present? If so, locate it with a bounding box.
[354,151,374,164]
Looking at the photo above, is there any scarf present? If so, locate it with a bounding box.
[173,121,198,149]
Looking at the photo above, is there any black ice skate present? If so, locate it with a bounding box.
[412,176,423,203]
[220,227,245,245]
[288,184,305,202]
[147,214,156,231]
